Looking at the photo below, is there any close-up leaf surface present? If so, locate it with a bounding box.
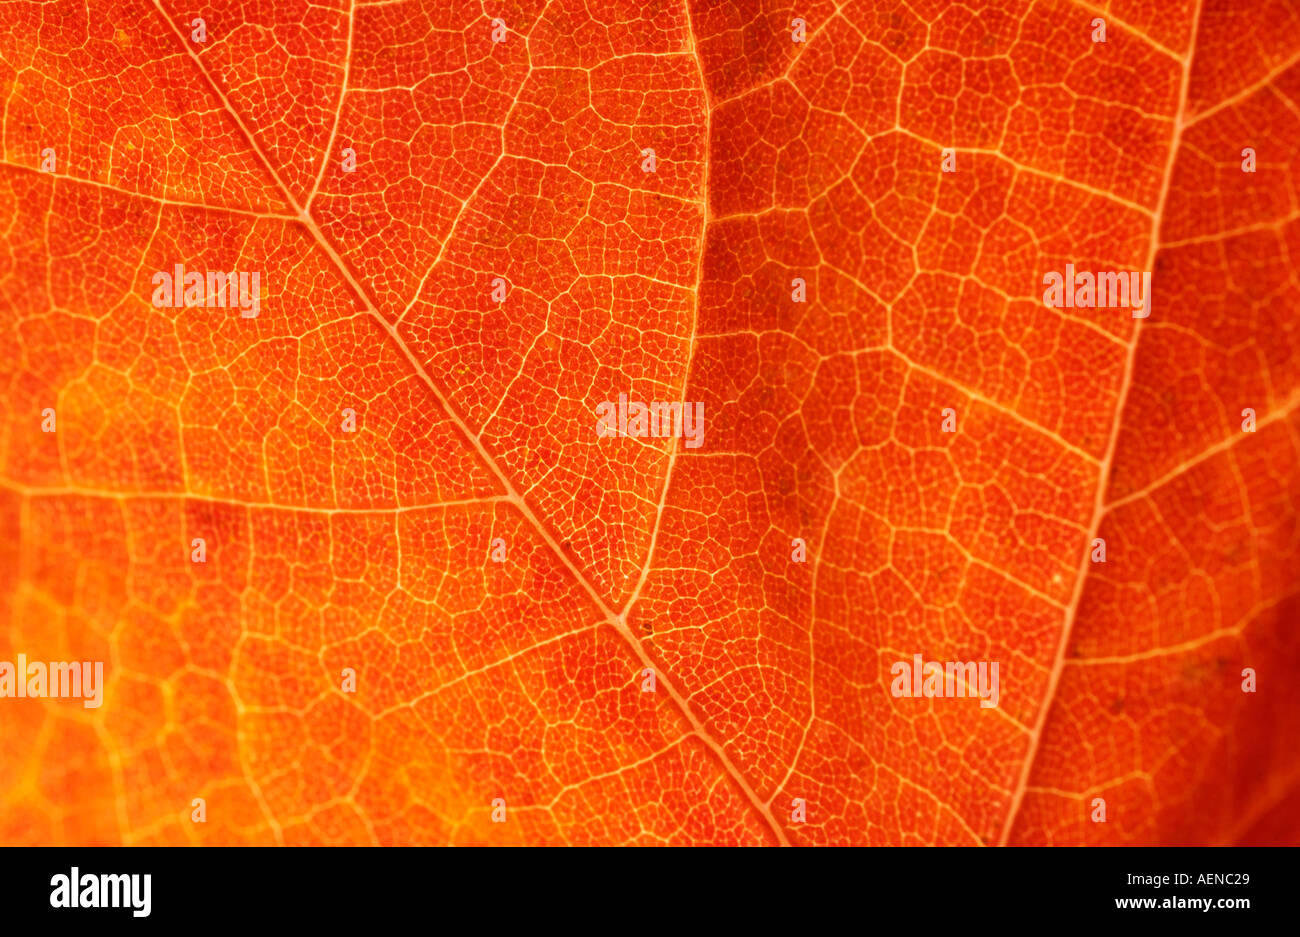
[0,0,1297,846]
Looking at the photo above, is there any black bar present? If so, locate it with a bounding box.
[0,846,1283,926]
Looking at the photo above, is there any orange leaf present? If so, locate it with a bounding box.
[0,0,1296,845]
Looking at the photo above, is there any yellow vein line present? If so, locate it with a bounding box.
[150,0,787,847]
[997,0,1205,847]
[1103,386,1300,515]
[0,161,292,219]
[303,0,357,211]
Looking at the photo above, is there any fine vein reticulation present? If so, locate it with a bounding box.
[0,0,1297,846]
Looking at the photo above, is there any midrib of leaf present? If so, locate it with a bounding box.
[150,1,790,845]
[997,0,1206,846]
